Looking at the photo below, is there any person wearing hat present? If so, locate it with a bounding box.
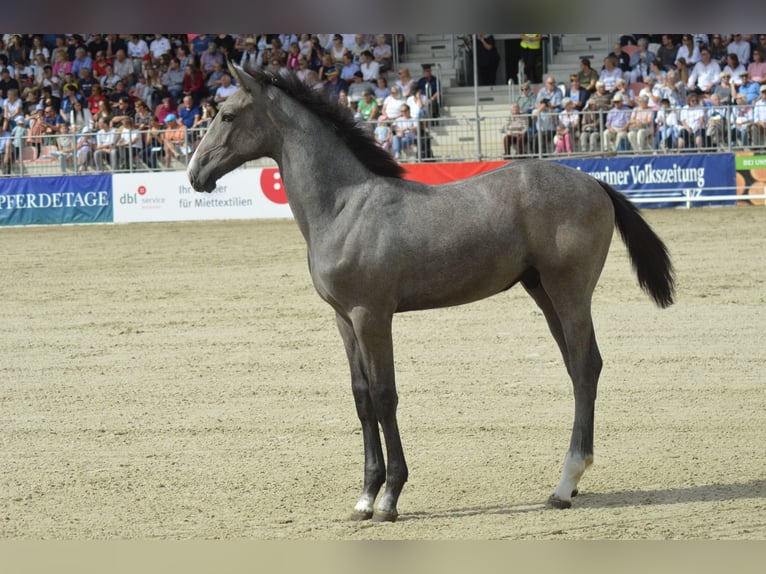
[162,113,187,168]
[239,37,259,68]
[711,70,734,105]
[322,67,348,104]
[738,70,761,104]
[602,92,632,152]
[416,63,440,118]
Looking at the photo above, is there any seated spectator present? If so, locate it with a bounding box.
[727,34,751,67]
[70,47,94,79]
[182,63,207,106]
[93,117,118,171]
[154,95,176,125]
[704,93,728,148]
[627,94,655,152]
[406,87,428,120]
[515,81,536,114]
[68,98,93,133]
[358,49,379,82]
[374,76,390,103]
[162,113,187,167]
[628,38,656,84]
[502,102,529,156]
[659,70,685,108]
[730,92,753,146]
[347,71,376,104]
[108,80,131,105]
[162,57,185,102]
[329,35,346,69]
[711,71,734,105]
[110,96,134,129]
[349,34,369,62]
[93,98,113,128]
[579,98,604,153]
[112,49,133,81]
[321,67,348,103]
[373,117,392,151]
[750,85,766,146]
[577,58,599,94]
[92,50,111,79]
[240,37,260,69]
[677,93,706,150]
[127,35,150,76]
[100,64,122,94]
[373,34,393,74]
[675,34,701,69]
[564,74,588,111]
[708,34,727,66]
[738,72,761,104]
[654,97,679,150]
[391,103,418,160]
[213,73,237,104]
[724,53,747,86]
[555,97,579,153]
[605,42,631,79]
[286,41,302,71]
[356,88,379,124]
[339,51,360,82]
[149,34,172,64]
[612,78,635,107]
[598,55,623,92]
[380,84,406,121]
[177,95,201,131]
[77,67,97,99]
[206,60,226,97]
[747,49,766,83]
[395,66,416,98]
[200,42,224,78]
[602,93,632,152]
[113,116,143,169]
[687,47,721,96]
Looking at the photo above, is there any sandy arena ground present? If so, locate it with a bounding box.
[1,206,765,539]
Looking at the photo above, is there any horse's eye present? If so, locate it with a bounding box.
[221,113,235,123]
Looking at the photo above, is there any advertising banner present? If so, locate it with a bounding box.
[112,168,293,223]
[0,175,112,226]
[552,153,736,208]
[734,153,766,206]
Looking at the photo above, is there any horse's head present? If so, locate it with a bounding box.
[188,62,276,193]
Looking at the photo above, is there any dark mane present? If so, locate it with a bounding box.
[244,66,405,179]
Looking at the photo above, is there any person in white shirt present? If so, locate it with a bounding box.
[727,34,751,66]
[686,47,721,95]
[149,34,172,62]
[675,34,701,68]
[750,85,766,146]
[213,73,238,104]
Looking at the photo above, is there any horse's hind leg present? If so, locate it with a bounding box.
[534,273,603,509]
[336,313,386,520]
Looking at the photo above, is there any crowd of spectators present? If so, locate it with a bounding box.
[504,33,766,156]
[0,33,441,172]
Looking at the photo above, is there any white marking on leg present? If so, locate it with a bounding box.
[354,494,375,515]
[553,451,593,501]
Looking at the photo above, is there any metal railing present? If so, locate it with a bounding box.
[2,104,764,179]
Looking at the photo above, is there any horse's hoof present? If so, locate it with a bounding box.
[371,509,398,523]
[349,510,373,521]
[547,494,572,509]
[571,488,579,497]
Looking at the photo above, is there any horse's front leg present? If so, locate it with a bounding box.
[349,307,408,522]
[335,313,386,520]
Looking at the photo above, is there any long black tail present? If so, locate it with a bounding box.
[599,181,676,308]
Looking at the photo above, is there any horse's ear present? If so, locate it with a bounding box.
[229,60,261,96]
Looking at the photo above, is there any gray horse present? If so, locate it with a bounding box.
[188,64,675,522]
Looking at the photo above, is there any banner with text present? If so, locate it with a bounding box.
[112,168,293,223]
[0,175,112,226]
[552,153,735,208]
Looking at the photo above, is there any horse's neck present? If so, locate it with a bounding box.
[276,125,368,242]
